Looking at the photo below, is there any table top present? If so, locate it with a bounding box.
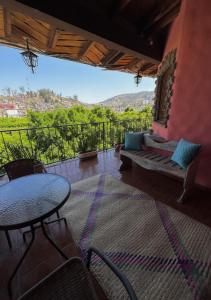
[0,173,71,230]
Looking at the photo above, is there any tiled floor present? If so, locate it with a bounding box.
[0,150,210,299]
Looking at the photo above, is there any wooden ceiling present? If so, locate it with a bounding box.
[0,0,181,76]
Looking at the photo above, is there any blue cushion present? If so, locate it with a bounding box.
[171,138,200,169]
[124,132,144,151]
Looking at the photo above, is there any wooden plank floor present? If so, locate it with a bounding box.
[0,150,210,300]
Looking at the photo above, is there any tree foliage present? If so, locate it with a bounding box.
[0,105,152,169]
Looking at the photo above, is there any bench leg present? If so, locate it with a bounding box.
[177,157,199,204]
[177,189,190,203]
[119,155,132,172]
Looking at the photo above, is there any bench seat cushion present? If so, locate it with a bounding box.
[120,149,186,179]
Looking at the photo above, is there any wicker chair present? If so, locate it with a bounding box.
[2,159,66,248]
[3,158,47,180]
[18,247,138,300]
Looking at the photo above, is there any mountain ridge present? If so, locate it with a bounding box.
[99,91,154,112]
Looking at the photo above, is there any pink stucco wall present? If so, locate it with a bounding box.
[152,0,211,188]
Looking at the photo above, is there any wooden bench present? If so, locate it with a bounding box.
[119,134,199,203]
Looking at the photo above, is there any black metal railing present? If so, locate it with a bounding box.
[0,119,148,169]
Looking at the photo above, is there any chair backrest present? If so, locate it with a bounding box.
[18,257,98,300]
[4,158,46,180]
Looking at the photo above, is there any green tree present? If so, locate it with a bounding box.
[0,104,153,168]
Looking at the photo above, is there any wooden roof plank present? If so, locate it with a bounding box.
[92,44,106,60]
[79,41,94,59]
[86,49,102,64]
[36,19,50,30]
[11,25,47,49]
[56,38,84,47]
[58,32,85,41]
[53,45,81,53]
[87,48,103,62]
[14,12,50,37]
[83,54,99,65]
[93,42,109,56]
[125,58,140,69]
[12,14,48,45]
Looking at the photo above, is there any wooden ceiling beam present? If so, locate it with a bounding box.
[125,58,140,69]
[140,62,154,72]
[10,0,162,63]
[107,52,125,65]
[3,8,12,37]
[148,1,180,27]
[131,62,155,74]
[116,0,131,12]
[48,28,59,49]
[101,50,124,66]
[139,0,181,36]
[110,0,131,17]
[147,5,180,34]
[106,65,125,70]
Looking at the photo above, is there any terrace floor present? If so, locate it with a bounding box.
[0,149,211,299]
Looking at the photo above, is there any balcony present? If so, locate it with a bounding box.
[0,0,211,298]
[0,124,211,300]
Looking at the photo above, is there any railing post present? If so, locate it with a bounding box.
[103,122,105,151]
[0,131,10,161]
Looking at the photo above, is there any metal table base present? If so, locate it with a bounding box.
[8,219,68,298]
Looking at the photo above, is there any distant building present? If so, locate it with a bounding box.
[0,103,15,110]
[0,102,26,117]
[5,109,20,117]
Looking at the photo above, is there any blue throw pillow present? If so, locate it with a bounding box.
[171,138,200,169]
[124,132,144,151]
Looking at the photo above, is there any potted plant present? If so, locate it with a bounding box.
[78,131,98,160]
[115,129,123,152]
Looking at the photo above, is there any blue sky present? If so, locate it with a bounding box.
[0,45,155,103]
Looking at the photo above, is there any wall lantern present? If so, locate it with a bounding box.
[21,39,38,74]
[134,68,142,86]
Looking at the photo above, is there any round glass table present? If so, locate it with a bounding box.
[0,173,71,297]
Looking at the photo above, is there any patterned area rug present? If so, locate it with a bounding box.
[61,174,211,300]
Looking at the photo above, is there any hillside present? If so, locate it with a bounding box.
[0,89,86,117]
[100,91,154,112]
[0,89,154,116]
